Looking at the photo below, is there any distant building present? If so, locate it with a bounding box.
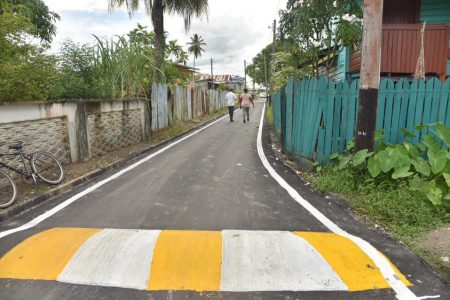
[195,74,245,91]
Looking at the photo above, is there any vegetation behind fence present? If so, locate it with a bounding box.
[272,77,450,164]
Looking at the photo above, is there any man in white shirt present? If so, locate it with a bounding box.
[225,89,236,122]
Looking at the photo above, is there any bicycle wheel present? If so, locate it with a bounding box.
[31,152,64,184]
[0,170,17,209]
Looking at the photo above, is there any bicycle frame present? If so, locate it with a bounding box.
[0,151,34,178]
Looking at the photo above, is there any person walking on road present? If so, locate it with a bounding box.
[225,89,236,122]
[239,88,254,123]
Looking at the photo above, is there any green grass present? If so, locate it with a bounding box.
[308,167,446,236]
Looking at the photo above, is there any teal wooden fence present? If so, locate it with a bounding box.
[272,77,450,164]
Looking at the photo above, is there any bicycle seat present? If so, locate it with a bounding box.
[9,142,23,150]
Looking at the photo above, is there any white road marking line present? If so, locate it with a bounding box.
[220,230,347,292]
[0,113,231,240]
[257,102,419,300]
[57,229,160,290]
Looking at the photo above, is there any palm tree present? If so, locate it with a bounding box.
[187,33,206,73]
[108,0,208,83]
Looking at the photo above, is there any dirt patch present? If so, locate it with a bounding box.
[1,109,227,217]
[421,225,450,268]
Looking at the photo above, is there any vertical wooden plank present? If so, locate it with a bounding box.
[304,78,318,157]
[347,80,359,144]
[406,80,419,143]
[285,78,294,154]
[308,77,325,158]
[429,78,442,137]
[389,80,403,144]
[443,79,450,128]
[413,80,426,144]
[339,80,350,153]
[332,82,342,154]
[376,79,388,132]
[298,79,309,156]
[422,79,435,137]
[317,128,326,165]
[382,79,395,144]
[324,80,336,162]
[397,79,410,143]
[151,83,158,130]
[292,80,303,156]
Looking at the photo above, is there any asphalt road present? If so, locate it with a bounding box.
[0,103,448,300]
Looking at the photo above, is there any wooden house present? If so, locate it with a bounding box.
[332,0,450,82]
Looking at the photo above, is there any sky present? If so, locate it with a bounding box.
[44,0,288,79]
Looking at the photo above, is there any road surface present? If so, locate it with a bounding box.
[0,102,448,300]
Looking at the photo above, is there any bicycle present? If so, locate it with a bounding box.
[0,142,64,209]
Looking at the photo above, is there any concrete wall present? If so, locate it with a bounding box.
[0,99,151,164]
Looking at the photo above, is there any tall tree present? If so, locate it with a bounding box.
[108,0,208,83]
[0,0,60,44]
[187,33,206,72]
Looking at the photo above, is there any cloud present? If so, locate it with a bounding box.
[44,0,287,77]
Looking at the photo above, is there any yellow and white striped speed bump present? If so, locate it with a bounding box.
[0,228,411,292]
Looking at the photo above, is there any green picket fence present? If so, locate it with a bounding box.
[272,77,450,164]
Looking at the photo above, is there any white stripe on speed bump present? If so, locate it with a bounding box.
[220,230,347,291]
[57,229,160,289]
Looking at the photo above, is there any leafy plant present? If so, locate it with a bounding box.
[329,124,450,210]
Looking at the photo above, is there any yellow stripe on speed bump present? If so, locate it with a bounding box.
[147,230,222,291]
[294,232,412,291]
[0,228,101,280]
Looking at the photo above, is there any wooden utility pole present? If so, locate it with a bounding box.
[244,60,247,89]
[272,20,276,56]
[355,0,384,151]
[264,55,269,105]
[252,65,256,94]
[210,58,213,90]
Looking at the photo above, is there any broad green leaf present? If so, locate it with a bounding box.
[330,152,340,160]
[400,128,415,138]
[443,173,450,187]
[378,148,396,173]
[367,156,381,177]
[436,123,450,147]
[428,148,448,174]
[338,156,350,170]
[443,193,450,200]
[316,166,322,172]
[392,167,413,179]
[403,142,419,159]
[411,157,431,177]
[426,186,442,206]
[423,135,441,152]
[353,149,373,166]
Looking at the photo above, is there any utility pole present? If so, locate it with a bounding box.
[268,19,276,106]
[264,55,269,105]
[210,58,213,90]
[244,60,247,89]
[355,0,384,151]
[252,65,256,95]
[272,20,276,56]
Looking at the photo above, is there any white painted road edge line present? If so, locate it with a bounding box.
[0,112,233,240]
[256,103,420,300]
